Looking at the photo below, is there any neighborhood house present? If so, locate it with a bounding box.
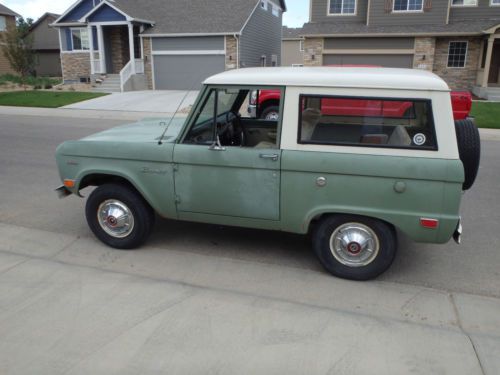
[52,0,286,91]
[302,0,500,99]
[0,3,19,75]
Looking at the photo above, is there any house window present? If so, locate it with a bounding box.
[71,28,90,51]
[260,0,268,11]
[491,0,500,5]
[329,0,356,15]
[393,0,423,11]
[300,40,305,52]
[272,4,280,17]
[448,41,468,68]
[451,0,477,5]
[0,16,6,32]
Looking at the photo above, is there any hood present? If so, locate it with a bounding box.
[82,117,186,143]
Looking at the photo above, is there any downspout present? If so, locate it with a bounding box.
[446,0,451,25]
[367,0,371,26]
[234,33,240,69]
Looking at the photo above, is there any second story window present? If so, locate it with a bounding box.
[329,0,356,15]
[393,0,423,12]
[451,0,477,5]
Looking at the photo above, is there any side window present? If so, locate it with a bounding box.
[298,95,437,150]
[183,87,282,149]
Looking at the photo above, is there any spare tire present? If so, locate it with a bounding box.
[455,119,481,190]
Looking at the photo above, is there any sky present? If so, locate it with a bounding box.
[3,0,309,28]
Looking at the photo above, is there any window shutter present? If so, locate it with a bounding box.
[424,0,432,11]
[384,0,393,13]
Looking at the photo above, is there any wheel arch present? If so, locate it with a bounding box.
[259,99,280,116]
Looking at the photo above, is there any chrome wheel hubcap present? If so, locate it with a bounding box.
[329,223,379,267]
[265,112,279,121]
[97,200,135,238]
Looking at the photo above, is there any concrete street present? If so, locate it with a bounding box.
[0,109,499,374]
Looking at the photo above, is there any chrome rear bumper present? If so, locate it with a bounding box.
[453,217,462,244]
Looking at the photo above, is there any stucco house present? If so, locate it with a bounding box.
[26,13,61,77]
[0,3,20,74]
[282,26,304,66]
[51,0,286,91]
[302,0,500,99]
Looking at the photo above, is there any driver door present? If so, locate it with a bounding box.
[172,87,281,221]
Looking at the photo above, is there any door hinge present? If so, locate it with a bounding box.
[175,195,181,204]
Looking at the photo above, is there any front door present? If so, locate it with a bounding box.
[173,87,282,221]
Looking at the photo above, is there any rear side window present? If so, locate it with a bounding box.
[298,95,437,150]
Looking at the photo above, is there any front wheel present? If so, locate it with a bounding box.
[260,105,280,121]
[312,215,397,281]
[85,183,155,249]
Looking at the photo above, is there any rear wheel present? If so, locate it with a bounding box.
[455,119,481,190]
[313,215,397,281]
[85,183,155,249]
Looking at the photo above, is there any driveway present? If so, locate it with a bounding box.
[63,90,199,113]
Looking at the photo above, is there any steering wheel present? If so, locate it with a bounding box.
[217,112,235,137]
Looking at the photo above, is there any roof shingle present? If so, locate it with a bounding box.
[0,3,20,17]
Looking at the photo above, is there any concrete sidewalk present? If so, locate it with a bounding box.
[62,90,199,113]
[0,222,499,374]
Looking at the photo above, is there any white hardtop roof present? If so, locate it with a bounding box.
[204,67,450,92]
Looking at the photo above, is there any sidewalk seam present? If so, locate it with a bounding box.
[450,293,486,375]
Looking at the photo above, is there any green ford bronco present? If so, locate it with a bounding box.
[55,67,480,280]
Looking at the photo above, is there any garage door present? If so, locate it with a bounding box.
[153,55,225,90]
[323,54,414,68]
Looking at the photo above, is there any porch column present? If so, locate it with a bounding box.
[97,25,106,74]
[482,36,495,88]
[88,25,94,74]
[128,23,136,74]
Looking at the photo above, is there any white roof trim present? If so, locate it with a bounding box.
[50,22,86,27]
[53,0,83,24]
[240,0,261,35]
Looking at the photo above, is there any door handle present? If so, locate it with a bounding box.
[259,153,279,161]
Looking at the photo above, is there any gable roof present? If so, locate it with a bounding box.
[53,0,286,35]
[28,12,60,33]
[0,3,20,17]
[282,26,303,40]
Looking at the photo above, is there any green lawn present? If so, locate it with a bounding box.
[471,102,500,129]
[0,91,107,108]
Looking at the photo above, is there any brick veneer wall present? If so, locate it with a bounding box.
[413,37,436,71]
[142,37,153,89]
[303,38,323,66]
[225,36,238,70]
[61,52,90,82]
[110,27,129,74]
[433,37,481,90]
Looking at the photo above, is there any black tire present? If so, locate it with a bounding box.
[85,183,155,249]
[312,215,397,281]
[455,119,481,190]
[260,105,280,121]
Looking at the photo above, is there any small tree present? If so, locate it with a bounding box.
[0,20,36,85]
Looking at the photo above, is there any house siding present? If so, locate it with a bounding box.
[60,0,99,22]
[311,0,368,24]
[449,0,500,21]
[88,5,126,22]
[282,40,304,66]
[240,2,282,67]
[369,0,448,25]
[30,16,60,50]
[0,16,16,74]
